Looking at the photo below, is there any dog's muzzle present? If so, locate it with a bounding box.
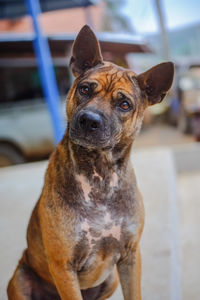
[78,111,104,133]
[69,109,112,148]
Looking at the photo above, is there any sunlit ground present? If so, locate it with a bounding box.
[135,123,194,149]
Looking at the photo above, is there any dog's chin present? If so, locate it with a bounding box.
[69,131,112,150]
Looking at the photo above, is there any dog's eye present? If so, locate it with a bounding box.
[119,100,131,111]
[79,85,90,96]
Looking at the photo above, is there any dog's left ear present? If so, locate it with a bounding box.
[137,62,174,105]
[70,25,103,77]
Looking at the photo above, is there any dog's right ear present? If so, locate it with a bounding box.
[70,25,103,77]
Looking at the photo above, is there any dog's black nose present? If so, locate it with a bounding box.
[78,111,104,132]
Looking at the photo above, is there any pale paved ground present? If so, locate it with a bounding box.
[0,162,46,299]
[134,124,194,149]
[178,172,200,300]
[0,146,200,300]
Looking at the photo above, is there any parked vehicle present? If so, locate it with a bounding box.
[0,63,68,166]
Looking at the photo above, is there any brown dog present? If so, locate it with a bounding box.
[7,25,174,300]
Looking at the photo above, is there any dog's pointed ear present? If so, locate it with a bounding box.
[137,62,174,105]
[70,25,103,77]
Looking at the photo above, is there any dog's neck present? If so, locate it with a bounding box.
[62,130,133,178]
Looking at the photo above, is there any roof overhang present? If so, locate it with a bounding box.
[0,0,98,19]
[0,32,152,62]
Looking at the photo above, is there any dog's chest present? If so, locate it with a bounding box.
[75,204,138,271]
[73,168,140,283]
[80,210,123,247]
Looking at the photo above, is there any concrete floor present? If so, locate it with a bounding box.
[0,146,200,300]
[178,172,200,300]
[134,124,194,149]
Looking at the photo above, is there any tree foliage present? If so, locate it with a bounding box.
[103,0,134,33]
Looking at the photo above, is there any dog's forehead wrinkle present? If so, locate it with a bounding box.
[77,72,139,108]
[86,67,133,89]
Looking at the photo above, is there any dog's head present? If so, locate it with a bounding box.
[67,25,174,150]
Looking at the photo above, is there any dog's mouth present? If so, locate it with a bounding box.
[69,110,113,149]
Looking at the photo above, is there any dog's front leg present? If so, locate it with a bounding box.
[117,246,142,300]
[49,261,82,300]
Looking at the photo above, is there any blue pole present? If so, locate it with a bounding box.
[25,0,63,144]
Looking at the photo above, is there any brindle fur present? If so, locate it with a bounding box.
[7,25,174,300]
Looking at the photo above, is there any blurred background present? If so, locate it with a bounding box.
[0,1,200,300]
[0,0,200,166]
